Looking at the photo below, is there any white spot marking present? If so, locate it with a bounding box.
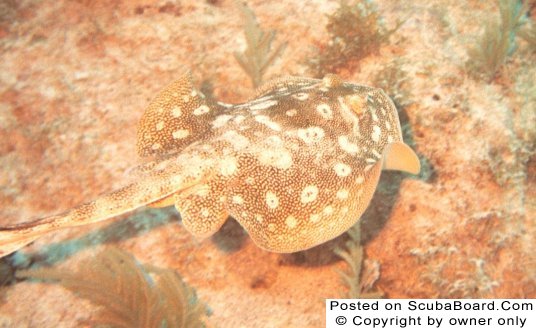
[172,129,190,139]
[255,214,264,223]
[250,100,278,111]
[233,115,246,124]
[365,164,374,172]
[151,143,161,150]
[156,121,165,131]
[371,110,378,122]
[182,95,190,103]
[266,191,279,209]
[191,90,198,97]
[285,216,297,229]
[386,121,391,130]
[252,95,273,103]
[356,176,364,184]
[310,213,321,223]
[300,185,319,204]
[201,208,210,217]
[338,96,361,136]
[222,131,250,149]
[372,125,381,143]
[255,115,281,131]
[387,135,394,143]
[232,195,244,205]
[267,135,283,145]
[286,109,297,117]
[193,105,210,116]
[338,135,359,155]
[218,101,233,108]
[171,106,182,117]
[220,157,238,176]
[338,96,350,112]
[323,206,334,215]
[372,149,382,159]
[366,158,376,164]
[258,149,293,170]
[297,126,325,144]
[212,114,233,128]
[336,189,349,200]
[292,93,309,101]
[333,162,352,177]
[316,103,333,119]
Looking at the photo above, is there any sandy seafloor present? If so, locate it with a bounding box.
[0,0,534,327]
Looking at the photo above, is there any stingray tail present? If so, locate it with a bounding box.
[0,185,153,258]
[0,162,204,258]
[0,225,46,258]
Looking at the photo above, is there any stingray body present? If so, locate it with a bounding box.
[0,73,419,257]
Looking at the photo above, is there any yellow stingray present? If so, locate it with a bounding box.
[0,73,419,257]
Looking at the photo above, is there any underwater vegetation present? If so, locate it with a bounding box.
[466,0,529,81]
[473,1,536,189]
[334,224,384,299]
[520,18,536,52]
[372,58,411,109]
[308,0,403,77]
[17,248,208,328]
[233,1,286,88]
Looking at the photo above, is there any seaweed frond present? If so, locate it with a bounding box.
[466,20,511,81]
[520,21,536,52]
[334,224,384,299]
[17,248,208,328]
[147,265,208,327]
[466,0,528,81]
[234,1,286,88]
[308,0,404,77]
[373,59,411,108]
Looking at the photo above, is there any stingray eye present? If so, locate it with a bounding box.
[345,94,367,115]
[322,74,343,88]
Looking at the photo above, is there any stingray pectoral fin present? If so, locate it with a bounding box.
[173,181,229,239]
[382,142,421,174]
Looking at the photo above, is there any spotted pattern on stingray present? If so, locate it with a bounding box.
[0,73,420,259]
